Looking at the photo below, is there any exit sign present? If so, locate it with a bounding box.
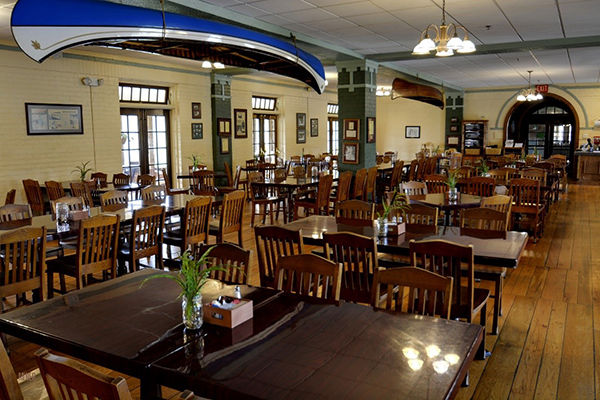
[536,84,549,93]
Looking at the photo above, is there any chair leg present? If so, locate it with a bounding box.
[476,303,489,360]
[251,203,256,227]
[492,277,502,335]
[47,270,55,299]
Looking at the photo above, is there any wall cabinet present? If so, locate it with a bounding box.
[462,120,487,164]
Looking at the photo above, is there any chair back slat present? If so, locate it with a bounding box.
[404,203,438,234]
[199,243,251,285]
[335,200,375,226]
[100,190,128,211]
[254,226,305,288]
[460,207,508,239]
[466,176,495,197]
[276,254,342,303]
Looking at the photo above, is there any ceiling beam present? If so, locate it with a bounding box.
[369,35,600,62]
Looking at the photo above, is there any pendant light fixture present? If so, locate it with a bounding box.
[516,71,543,102]
[412,0,476,57]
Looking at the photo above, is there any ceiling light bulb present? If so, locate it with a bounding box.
[527,93,536,101]
[536,93,544,100]
[517,94,526,101]
[419,37,436,50]
[436,47,454,57]
[201,60,212,68]
[457,38,476,53]
[447,36,463,50]
[213,62,225,69]
[412,44,431,55]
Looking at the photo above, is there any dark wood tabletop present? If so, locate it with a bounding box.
[409,192,482,210]
[283,215,528,268]
[148,293,483,400]
[0,269,282,398]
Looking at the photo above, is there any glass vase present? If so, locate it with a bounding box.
[182,293,203,330]
[376,217,388,237]
[448,188,459,202]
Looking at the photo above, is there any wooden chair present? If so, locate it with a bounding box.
[254,225,305,288]
[275,254,342,304]
[466,176,495,197]
[292,165,305,178]
[137,174,155,187]
[498,167,520,181]
[406,159,418,181]
[460,207,509,334]
[323,232,379,304]
[371,266,453,319]
[22,179,45,216]
[198,242,251,285]
[510,178,545,241]
[481,195,512,228]
[46,214,120,297]
[35,348,133,400]
[293,174,333,219]
[208,190,245,246]
[191,170,217,196]
[451,166,475,179]
[100,190,128,212]
[449,152,463,169]
[70,181,93,208]
[388,161,404,190]
[140,185,166,201]
[118,205,165,273]
[335,200,375,226]
[330,170,353,210]
[217,165,245,194]
[248,172,285,227]
[410,239,490,359]
[50,196,84,219]
[0,204,33,230]
[404,203,438,234]
[91,172,108,188]
[423,174,447,194]
[364,166,378,202]
[400,181,427,196]
[4,189,15,205]
[0,338,26,400]
[415,158,427,181]
[44,181,65,201]
[161,168,189,195]
[352,168,368,200]
[164,196,212,259]
[112,173,130,186]
[486,169,507,180]
[0,226,47,311]
[521,167,552,205]
[425,157,438,175]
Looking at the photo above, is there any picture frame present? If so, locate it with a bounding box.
[342,143,359,164]
[217,118,231,135]
[405,126,420,139]
[221,137,230,154]
[344,118,359,140]
[367,117,376,143]
[450,117,458,123]
[297,128,306,144]
[310,118,318,137]
[191,123,203,140]
[447,136,460,146]
[234,109,247,138]
[449,125,459,132]
[192,103,201,119]
[297,113,306,128]
[25,103,83,135]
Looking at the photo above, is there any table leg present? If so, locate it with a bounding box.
[140,377,162,400]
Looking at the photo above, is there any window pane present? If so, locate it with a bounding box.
[149,88,158,103]
[141,88,149,102]
[157,89,166,103]
[131,87,141,102]
[122,86,132,101]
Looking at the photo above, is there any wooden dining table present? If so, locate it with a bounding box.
[0,269,483,400]
[409,193,482,226]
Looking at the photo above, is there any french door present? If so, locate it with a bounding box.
[252,114,277,163]
[527,122,572,159]
[327,117,339,156]
[120,108,170,184]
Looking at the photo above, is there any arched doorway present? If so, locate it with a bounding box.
[506,95,577,172]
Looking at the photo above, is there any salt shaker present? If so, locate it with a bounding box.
[234,286,242,299]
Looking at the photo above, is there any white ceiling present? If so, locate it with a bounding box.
[2,0,600,90]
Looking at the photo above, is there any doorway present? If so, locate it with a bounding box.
[252,114,278,163]
[506,96,576,172]
[120,108,170,184]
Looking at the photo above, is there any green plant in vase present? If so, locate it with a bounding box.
[446,169,459,201]
[477,159,490,176]
[376,190,410,236]
[142,248,231,330]
[72,161,92,182]
[187,154,202,171]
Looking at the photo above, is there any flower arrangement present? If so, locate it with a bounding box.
[377,190,410,221]
[72,161,92,182]
[187,154,202,171]
[477,159,490,176]
[446,169,459,189]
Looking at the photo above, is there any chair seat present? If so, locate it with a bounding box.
[163,229,183,244]
[451,287,490,320]
[46,255,77,276]
[169,188,189,195]
[377,253,412,268]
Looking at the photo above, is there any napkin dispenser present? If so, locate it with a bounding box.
[69,209,90,222]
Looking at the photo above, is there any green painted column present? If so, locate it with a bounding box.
[335,60,378,172]
[445,91,464,151]
[211,73,232,182]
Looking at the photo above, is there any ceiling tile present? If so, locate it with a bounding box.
[279,8,338,23]
[250,0,315,14]
[323,2,384,17]
[225,4,270,17]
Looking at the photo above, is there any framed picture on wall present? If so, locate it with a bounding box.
[297,128,306,144]
[192,103,201,119]
[367,117,376,143]
[344,118,359,140]
[342,143,359,164]
[221,137,230,154]
[447,136,460,146]
[450,117,458,123]
[310,118,318,137]
[25,103,83,135]
[191,123,203,140]
[217,118,231,135]
[449,125,459,132]
[405,126,420,139]
[234,109,247,138]
[297,113,306,128]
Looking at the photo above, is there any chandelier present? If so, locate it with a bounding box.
[412,0,476,57]
[516,71,543,102]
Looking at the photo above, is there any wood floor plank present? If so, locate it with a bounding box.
[509,298,553,400]
[526,266,548,299]
[563,270,579,304]
[540,268,567,301]
[557,303,595,399]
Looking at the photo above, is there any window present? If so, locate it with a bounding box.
[327,103,339,115]
[327,117,339,156]
[534,106,567,115]
[252,96,277,111]
[119,84,168,104]
[252,114,277,163]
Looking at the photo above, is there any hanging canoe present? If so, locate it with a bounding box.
[391,78,445,109]
[11,0,326,93]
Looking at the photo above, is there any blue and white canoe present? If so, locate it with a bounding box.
[11,0,326,93]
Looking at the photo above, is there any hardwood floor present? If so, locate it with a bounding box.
[3,182,598,399]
